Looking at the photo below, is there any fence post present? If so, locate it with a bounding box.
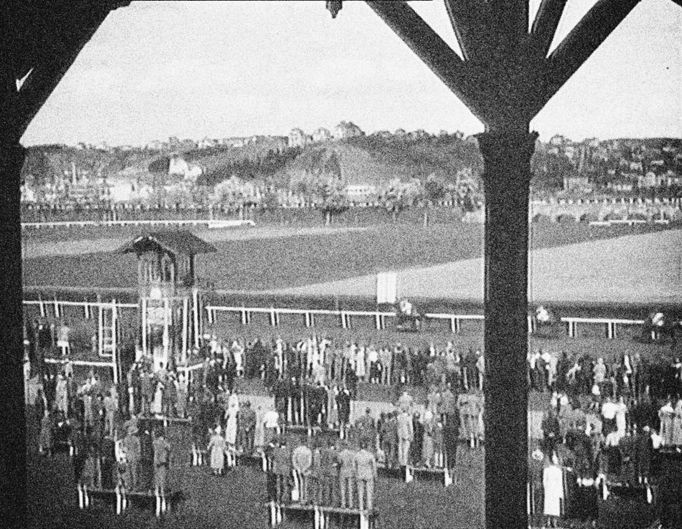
[305,312,314,328]
[38,296,45,318]
[269,307,279,327]
[53,296,60,319]
[606,321,616,340]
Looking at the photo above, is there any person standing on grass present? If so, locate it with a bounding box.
[320,437,338,506]
[272,437,291,504]
[337,440,356,509]
[39,409,53,457]
[475,350,485,391]
[122,425,141,490]
[397,409,413,471]
[354,440,377,512]
[103,388,118,437]
[208,425,226,476]
[153,430,171,495]
[291,437,313,504]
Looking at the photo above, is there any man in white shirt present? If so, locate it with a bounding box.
[601,397,617,436]
[263,408,280,446]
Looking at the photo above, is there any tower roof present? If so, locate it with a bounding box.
[116,230,217,256]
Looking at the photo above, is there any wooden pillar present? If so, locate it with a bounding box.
[477,130,537,529]
[0,141,27,529]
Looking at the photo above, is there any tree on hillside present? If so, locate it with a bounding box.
[423,173,447,203]
[315,179,348,225]
[380,178,423,223]
[21,149,55,186]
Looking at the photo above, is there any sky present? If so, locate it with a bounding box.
[21,0,682,147]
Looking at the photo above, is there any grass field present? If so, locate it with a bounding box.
[22,222,682,304]
[26,408,485,529]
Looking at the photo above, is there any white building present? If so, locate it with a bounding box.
[288,128,309,148]
[312,128,332,143]
[333,121,364,139]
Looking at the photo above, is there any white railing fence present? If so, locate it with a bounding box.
[23,299,648,346]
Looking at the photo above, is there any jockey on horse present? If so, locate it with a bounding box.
[641,310,680,349]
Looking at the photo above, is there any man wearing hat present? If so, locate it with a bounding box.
[122,423,141,491]
[153,430,171,495]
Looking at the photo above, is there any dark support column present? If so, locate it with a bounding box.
[477,130,538,529]
[0,141,27,529]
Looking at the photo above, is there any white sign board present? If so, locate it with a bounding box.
[376,271,398,304]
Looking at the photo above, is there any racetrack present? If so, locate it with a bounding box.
[273,229,682,304]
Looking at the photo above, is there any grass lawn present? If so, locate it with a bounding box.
[26,406,484,529]
[21,221,682,297]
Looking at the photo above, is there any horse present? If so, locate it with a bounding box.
[640,311,680,349]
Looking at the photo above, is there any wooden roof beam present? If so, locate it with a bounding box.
[365,1,485,124]
[530,0,642,118]
[444,0,493,63]
[5,2,130,142]
[530,0,568,58]
[488,1,529,56]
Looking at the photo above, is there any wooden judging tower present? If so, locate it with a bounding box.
[117,231,216,371]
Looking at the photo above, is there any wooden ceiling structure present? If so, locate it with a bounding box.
[1,1,679,528]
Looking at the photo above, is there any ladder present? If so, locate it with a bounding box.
[98,300,117,358]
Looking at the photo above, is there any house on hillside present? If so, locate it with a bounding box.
[344,184,378,203]
[168,153,202,181]
[562,175,592,192]
[288,128,309,148]
[333,121,364,139]
[312,127,332,143]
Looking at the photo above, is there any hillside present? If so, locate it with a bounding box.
[21,135,484,190]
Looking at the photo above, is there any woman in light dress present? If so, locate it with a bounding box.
[421,410,435,467]
[207,426,227,476]
[225,407,238,448]
[658,399,674,446]
[672,399,682,447]
[614,395,628,434]
[543,454,563,528]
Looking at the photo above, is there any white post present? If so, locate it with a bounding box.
[54,296,60,319]
[84,300,90,319]
[111,300,118,385]
[163,298,170,368]
[182,298,189,365]
[141,298,147,357]
[193,289,200,348]
[98,302,104,355]
[39,296,45,317]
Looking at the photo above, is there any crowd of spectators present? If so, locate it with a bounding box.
[28,329,682,526]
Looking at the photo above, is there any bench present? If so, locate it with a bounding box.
[268,501,379,529]
[78,486,185,517]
